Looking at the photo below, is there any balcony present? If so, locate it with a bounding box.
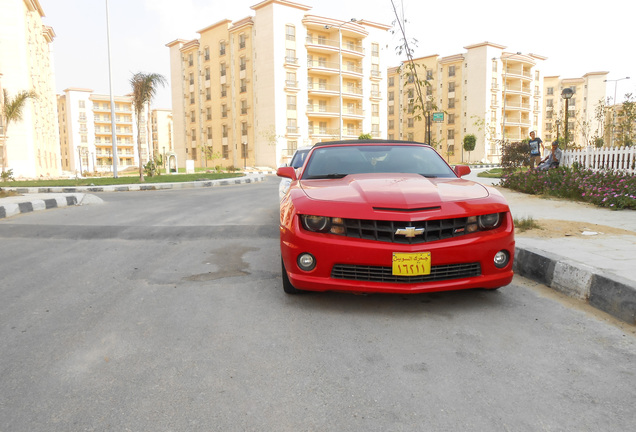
[307,59,339,74]
[307,104,339,117]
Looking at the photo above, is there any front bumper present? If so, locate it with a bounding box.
[281,214,515,294]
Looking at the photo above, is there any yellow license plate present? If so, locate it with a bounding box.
[392,252,431,276]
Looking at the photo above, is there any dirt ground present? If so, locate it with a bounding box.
[516,219,636,239]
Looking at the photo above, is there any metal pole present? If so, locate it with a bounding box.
[564,98,569,151]
[338,27,343,140]
[106,0,118,177]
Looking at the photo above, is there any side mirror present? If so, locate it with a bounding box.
[277,166,297,181]
[454,165,471,177]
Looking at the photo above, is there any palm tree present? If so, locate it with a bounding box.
[1,89,38,174]
[130,72,166,182]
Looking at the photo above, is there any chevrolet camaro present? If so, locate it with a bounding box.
[277,140,515,295]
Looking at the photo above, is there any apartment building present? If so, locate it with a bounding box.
[57,88,149,175]
[542,72,608,147]
[151,109,174,162]
[388,42,548,164]
[166,0,391,169]
[0,0,60,178]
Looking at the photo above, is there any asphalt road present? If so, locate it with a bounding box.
[1,177,635,431]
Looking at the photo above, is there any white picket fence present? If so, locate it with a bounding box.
[562,146,636,174]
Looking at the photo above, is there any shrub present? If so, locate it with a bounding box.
[501,141,529,172]
[1,169,15,182]
[501,167,636,210]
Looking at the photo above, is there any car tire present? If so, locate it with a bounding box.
[282,259,304,294]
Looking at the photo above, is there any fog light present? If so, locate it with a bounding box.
[494,250,510,268]
[297,253,316,271]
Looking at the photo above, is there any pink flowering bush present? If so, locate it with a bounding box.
[500,167,636,210]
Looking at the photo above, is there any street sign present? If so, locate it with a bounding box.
[432,112,444,122]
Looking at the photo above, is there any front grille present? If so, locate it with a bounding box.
[339,217,469,244]
[332,263,481,283]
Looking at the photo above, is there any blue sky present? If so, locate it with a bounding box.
[38,0,635,109]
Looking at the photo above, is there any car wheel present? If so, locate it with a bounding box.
[282,259,304,294]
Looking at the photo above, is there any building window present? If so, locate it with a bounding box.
[188,53,193,66]
[407,118,414,128]
[189,73,194,85]
[371,43,379,56]
[448,98,455,109]
[240,79,247,93]
[388,76,394,87]
[287,118,298,134]
[448,82,455,93]
[219,41,226,56]
[426,70,433,80]
[190,111,195,122]
[222,145,229,159]
[221,84,227,98]
[547,87,554,95]
[287,95,296,110]
[220,63,226,77]
[286,49,297,64]
[286,25,295,41]
[191,128,196,142]
[240,56,246,71]
[372,104,379,117]
[222,124,228,138]
[241,100,248,115]
[205,88,211,101]
[206,107,212,121]
[221,104,227,118]
[79,100,85,109]
[207,127,212,139]
[448,113,455,124]
[205,67,210,81]
[492,60,497,72]
[388,119,394,130]
[204,47,210,61]
[448,66,455,77]
[190,92,195,104]
[447,129,455,140]
[388,105,394,115]
[241,121,248,136]
[239,33,246,49]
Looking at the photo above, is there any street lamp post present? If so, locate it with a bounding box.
[603,76,630,146]
[106,0,118,178]
[561,87,574,150]
[325,19,357,140]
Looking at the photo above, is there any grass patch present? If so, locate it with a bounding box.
[514,216,542,233]
[477,168,503,178]
[0,172,244,188]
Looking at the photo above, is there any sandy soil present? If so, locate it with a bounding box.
[516,219,636,239]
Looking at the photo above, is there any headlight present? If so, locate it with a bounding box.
[301,215,330,232]
[466,213,502,232]
[300,215,346,234]
[478,213,501,230]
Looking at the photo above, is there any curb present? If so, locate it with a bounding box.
[514,246,636,324]
[2,173,266,195]
[0,194,81,219]
[0,174,266,219]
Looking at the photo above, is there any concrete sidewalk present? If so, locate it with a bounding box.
[1,171,634,324]
[466,170,636,324]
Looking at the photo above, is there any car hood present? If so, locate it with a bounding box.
[299,174,489,209]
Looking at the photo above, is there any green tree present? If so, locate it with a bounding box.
[463,134,476,162]
[130,72,167,182]
[618,93,635,146]
[358,133,373,140]
[1,89,38,174]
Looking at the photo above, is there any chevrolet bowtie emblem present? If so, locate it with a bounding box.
[395,226,424,238]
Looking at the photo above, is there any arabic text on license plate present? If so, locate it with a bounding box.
[392,252,431,276]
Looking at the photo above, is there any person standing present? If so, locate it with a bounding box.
[528,131,544,169]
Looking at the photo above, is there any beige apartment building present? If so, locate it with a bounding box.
[388,42,549,164]
[0,0,60,178]
[57,88,149,175]
[151,109,174,164]
[542,73,608,147]
[166,0,391,170]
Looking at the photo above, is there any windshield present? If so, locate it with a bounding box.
[302,145,456,180]
[289,149,310,169]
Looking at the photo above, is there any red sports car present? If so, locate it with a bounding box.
[277,140,514,295]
